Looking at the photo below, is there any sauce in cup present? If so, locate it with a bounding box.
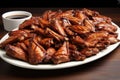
[2,11,32,31]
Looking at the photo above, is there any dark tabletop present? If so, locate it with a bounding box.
[0,8,120,80]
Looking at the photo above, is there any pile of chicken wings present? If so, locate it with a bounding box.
[0,8,119,64]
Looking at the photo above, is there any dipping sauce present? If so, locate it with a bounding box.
[6,15,29,19]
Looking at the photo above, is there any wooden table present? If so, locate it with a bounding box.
[0,8,120,80]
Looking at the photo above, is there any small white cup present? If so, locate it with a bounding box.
[2,11,32,31]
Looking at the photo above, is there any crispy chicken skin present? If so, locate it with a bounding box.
[96,22,117,33]
[81,48,99,57]
[19,17,50,29]
[39,38,54,48]
[0,30,30,49]
[0,8,119,64]
[51,19,66,36]
[107,34,119,44]
[74,10,87,22]
[31,25,45,35]
[28,36,46,64]
[5,44,27,61]
[16,42,28,52]
[70,50,86,61]
[85,31,109,47]
[52,41,70,64]
[64,27,74,36]
[44,47,56,63]
[0,36,18,49]
[70,25,91,35]
[45,28,65,41]
[62,19,71,27]
[72,36,85,46]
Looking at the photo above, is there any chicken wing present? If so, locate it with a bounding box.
[69,25,91,35]
[81,48,99,57]
[28,36,46,64]
[85,31,108,47]
[70,50,86,61]
[44,47,56,63]
[5,44,27,61]
[0,36,18,49]
[52,41,70,64]
[96,22,117,33]
[0,30,30,48]
[19,17,50,29]
[51,19,66,36]
[74,10,86,22]
[107,34,119,44]
[45,28,64,41]
[39,38,54,48]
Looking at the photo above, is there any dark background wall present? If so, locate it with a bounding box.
[0,0,119,8]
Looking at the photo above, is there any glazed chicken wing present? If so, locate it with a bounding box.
[44,47,56,63]
[39,38,54,48]
[81,48,99,57]
[28,36,46,64]
[19,17,50,29]
[0,36,18,49]
[5,44,27,61]
[96,22,117,33]
[51,19,66,36]
[45,28,65,41]
[52,41,70,64]
[85,31,108,47]
[0,30,29,48]
[74,10,87,22]
[70,25,91,35]
[107,34,119,44]
[70,50,86,61]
